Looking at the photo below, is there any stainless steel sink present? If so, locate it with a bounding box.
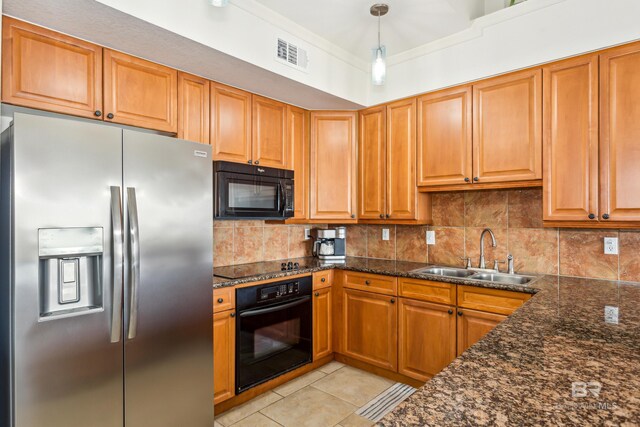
[468,272,534,285]
[411,266,476,278]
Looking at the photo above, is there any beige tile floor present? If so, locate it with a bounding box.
[214,361,398,427]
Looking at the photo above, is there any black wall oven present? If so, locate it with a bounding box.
[235,277,312,394]
[214,161,294,219]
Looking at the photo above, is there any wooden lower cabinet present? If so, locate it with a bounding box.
[398,298,456,381]
[313,286,332,360]
[213,310,235,405]
[456,308,506,355]
[342,288,397,371]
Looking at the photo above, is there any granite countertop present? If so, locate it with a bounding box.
[212,257,640,425]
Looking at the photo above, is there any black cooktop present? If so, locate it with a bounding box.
[213,259,314,280]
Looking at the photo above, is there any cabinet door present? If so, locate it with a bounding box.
[210,83,252,164]
[386,98,417,219]
[542,55,599,222]
[600,42,640,222]
[213,310,235,405]
[2,16,103,119]
[342,289,397,371]
[252,95,288,168]
[288,106,309,219]
[473,69,542,183]
[313,287,332,360]
[358,106,386,219]
[456,308,505,356]
[398,299,456,381]
[310,112,357,220]
[417,86,472,186]
[177,72,210,144]
[103,49,177,132]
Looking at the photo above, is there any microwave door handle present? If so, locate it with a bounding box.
[239,296,311,318]
[126,187,141,340]
[279,181,286,213]
[110,186,124,343]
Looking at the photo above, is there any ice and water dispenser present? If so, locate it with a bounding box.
[38,227,104,319]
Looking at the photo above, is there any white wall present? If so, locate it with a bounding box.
[368,0,640,105]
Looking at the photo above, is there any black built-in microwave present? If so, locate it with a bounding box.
[213,161,294,219]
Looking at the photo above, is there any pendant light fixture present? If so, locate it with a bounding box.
[210,0,229,7]
[370,3,389,86]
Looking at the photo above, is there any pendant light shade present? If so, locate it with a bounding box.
[210,0,229,7]
[372,45,386,86]
[370,4,389,86]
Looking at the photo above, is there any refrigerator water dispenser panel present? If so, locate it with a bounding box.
[38,227,104,320]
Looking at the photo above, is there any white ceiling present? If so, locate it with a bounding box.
[254,0,487,61]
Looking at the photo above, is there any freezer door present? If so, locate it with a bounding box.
[10,113,124,427]
[122,131,213,427]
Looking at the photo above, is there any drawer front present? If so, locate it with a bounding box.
[313,270,333,290]
[399,278,455,305]
[343,271,397,296]
[213,287,235,313]
[457,285,531,315]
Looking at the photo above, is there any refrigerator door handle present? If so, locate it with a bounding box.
[126,187,141,340]
[110,186,124,343]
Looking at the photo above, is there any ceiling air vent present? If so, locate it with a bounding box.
[276,38,308,72]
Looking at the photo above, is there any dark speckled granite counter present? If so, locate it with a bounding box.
[213,257,640,425]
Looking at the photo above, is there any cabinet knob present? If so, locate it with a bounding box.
[321,277,326,283]
[390,298,395,304]
[379,214,384,219]
[230,312,235,318]
[602,214,610,220]
[351,214,356,219]
[464,177,470,183]
[314,292,320,297]
[385,214,390,219]
[457,311,463,316]
[94,110,102,117]
[247,160,252,164]
[106,113,114,119]
[365,280,370,285]
[217,298,224,303]
[254,160,260,165]
[588,213,596,220]
[473,177,479,182]
[448,309,453,315]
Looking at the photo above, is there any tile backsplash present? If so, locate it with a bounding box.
[213,221,318,267]
[346,189,640,283]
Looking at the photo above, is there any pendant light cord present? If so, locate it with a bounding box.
[377,10,381,49]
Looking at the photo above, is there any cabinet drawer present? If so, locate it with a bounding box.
[213,287,235,313]
[313,270,333,290]
[343,271,397,296]
[399,278,455,305]
[457,285,530,315]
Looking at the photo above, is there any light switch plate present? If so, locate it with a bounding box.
[604,237,618,255]
[304,228,311,240]
[382,228,390,241]
[426,230,435,245]
[604,306,619,324]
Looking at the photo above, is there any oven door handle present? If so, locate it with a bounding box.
[239,296,311,318]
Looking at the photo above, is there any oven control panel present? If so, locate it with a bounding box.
[259,281,299,301]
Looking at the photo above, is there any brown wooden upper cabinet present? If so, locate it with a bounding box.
[177,72,210,144]
[310,111,357,221]
[287,106,310,219]
[417,86,472,187]
[599,42,640,222]
[252,95,288,168]
[2,16,103,119]
[359,99,431,223]
[103,49,177,133]
[472,68,542,184]
[210,82,252,164]
[542,54,599,222]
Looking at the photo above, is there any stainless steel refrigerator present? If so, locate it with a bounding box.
[0,111,213,427]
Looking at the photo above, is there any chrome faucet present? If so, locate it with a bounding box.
[478,228,497,269]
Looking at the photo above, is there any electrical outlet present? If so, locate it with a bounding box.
[382,228,390,241]
[426,230,435,245]
[604,237,618,255]
[304,228,311,240]
[604,306,619,324]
